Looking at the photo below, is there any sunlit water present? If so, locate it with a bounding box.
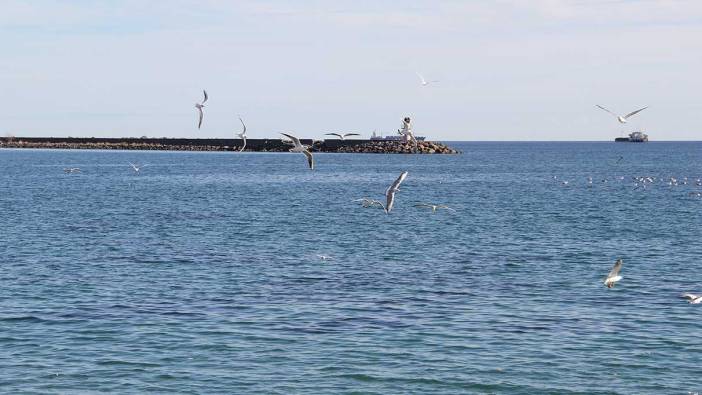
[1,142,701,394]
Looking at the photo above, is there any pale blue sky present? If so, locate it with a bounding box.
[1,0,701,140]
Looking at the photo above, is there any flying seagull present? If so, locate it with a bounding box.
[604,259,623,288]
[325,132,361,140]
[63,168,81,173]
[384,171,408,214]
[195,90,208,129]
[280,133,314,170]
[681,293,702,304]
[595,105,648,124]
[353,197,385,208]
[416,72,438,86]
[129,162,147,173]
[414,203,456,213]
[236,116,247,152]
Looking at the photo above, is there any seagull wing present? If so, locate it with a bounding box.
[129,162,138,171]
[385,190,396,213]
[415,72,426,84]
[623,106,648,120]
[343,133,360,138]
[438,205,456,212]
[606,259,623,280]
[325,133,343,139]
[202,90,208,104]
[240,136,246,152]
[303,150,314,170]
[387,171,409,194]
[681,293,700,301]
[595,105,618,117]
[280,133,302,147]
[238,116,246,134]
[414,203,433,209]
[197,107,204,129]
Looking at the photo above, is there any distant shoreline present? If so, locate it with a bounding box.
[0,137,460,154]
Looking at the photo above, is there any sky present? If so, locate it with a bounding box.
[1,0,701,141]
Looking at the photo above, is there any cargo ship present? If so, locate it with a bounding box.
[615,131,648,142]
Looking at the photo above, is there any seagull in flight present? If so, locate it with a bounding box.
[353,198,385,208]
[129,162,147,173]
[63,168,81,173]
[416,72,438,86]
[414,203,456,213]
[384,171,408,213]
[595,105,648,124]
[195,90,208,129]
[604,259,623,288]
[236,116,247,152]
[325,132,361,140]
[280,133,314,170]
[681,293,702,304]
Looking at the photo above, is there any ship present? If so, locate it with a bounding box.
[370,130,426,142]
[615,131,648,142]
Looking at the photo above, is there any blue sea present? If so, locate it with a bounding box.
[1,142,701,394]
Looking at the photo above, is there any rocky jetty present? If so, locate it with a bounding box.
[333,140,459,154]
[0,137,460,154]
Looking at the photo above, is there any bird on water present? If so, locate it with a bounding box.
[604,259,623,288]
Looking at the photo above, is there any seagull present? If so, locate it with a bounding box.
[129,162,147,173]
[195,90,208,129]
[604,259,623,288]
[414,203,456,213]
[316,255,333,261]
[236,116,247,152]
[681,293,702,304]
[595,105,648,124]
[384,171,408,214]
[280,133,314,170]
[325,132,361,140]
[416,72,438,86]
[63,167,81,173]
[353,198,385,208]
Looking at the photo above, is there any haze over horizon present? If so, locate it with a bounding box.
[2,1,701,141]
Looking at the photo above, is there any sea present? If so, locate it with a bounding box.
[1,142,701,394]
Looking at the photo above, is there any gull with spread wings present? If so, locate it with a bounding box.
[595,105,648,124]
[325,132,361,140]
[280,133,314,170]
[195,90,208,129]
[604,259,623,288]
[236,116,247,152]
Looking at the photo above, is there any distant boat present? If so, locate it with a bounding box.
[615,131,648,142]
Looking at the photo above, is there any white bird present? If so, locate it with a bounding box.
[195,90,208,129]
[604,259,623,288]
[325,132,361,140]
[129,162,147,173]
[414,203,456,213]
[353,198,385,208]
[317,255,333,261]
[595,105,648,124]
[280,133,314,170]
[63,167,81,173]
[236,116,247,152]
[384,171,408,213]
[416,72,438,86]
[681,293,702,304]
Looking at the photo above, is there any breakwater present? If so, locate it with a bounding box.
[0,137,459,154]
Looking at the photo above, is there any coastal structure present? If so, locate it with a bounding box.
[615,131,649,142]
[0,136,458,154]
